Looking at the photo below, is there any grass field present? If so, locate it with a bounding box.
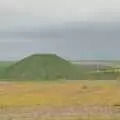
[0,80,119,119]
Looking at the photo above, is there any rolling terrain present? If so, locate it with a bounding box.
[0,55,119,119]
[0,54,119,80]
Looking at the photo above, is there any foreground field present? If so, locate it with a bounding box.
[0,80,119,120]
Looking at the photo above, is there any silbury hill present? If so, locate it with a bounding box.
[3,54,82,80]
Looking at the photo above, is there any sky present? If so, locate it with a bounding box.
[0,0,120,60]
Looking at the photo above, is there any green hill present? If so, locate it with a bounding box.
[0,54,117,80]
[3,54,82,80]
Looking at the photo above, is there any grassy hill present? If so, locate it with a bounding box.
[0,54,119,80]
[3,54,83,80]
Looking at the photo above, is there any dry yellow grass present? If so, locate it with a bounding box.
[0,80,119,120]
[0,80,119,107]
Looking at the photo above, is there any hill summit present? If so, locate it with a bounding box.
[4,54,81,80]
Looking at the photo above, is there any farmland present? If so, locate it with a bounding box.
[0,56,119,119]
[0,80,119,120]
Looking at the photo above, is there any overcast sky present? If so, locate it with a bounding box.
[0,0,120,60]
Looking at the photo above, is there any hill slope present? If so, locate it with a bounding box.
[3,54,81,80]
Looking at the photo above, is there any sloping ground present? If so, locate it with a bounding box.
[3,54,81,80]
[0,54,118,80]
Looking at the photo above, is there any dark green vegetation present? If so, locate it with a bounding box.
[0,61,16,78]
[0,54,120,80]
[2,54,83,80]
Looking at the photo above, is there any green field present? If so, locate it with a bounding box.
[0,54,119,119]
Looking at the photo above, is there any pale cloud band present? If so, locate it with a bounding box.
[0,0,120,31]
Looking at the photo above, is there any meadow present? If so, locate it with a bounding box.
[0,80,119,120]
[0,57,120,119]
